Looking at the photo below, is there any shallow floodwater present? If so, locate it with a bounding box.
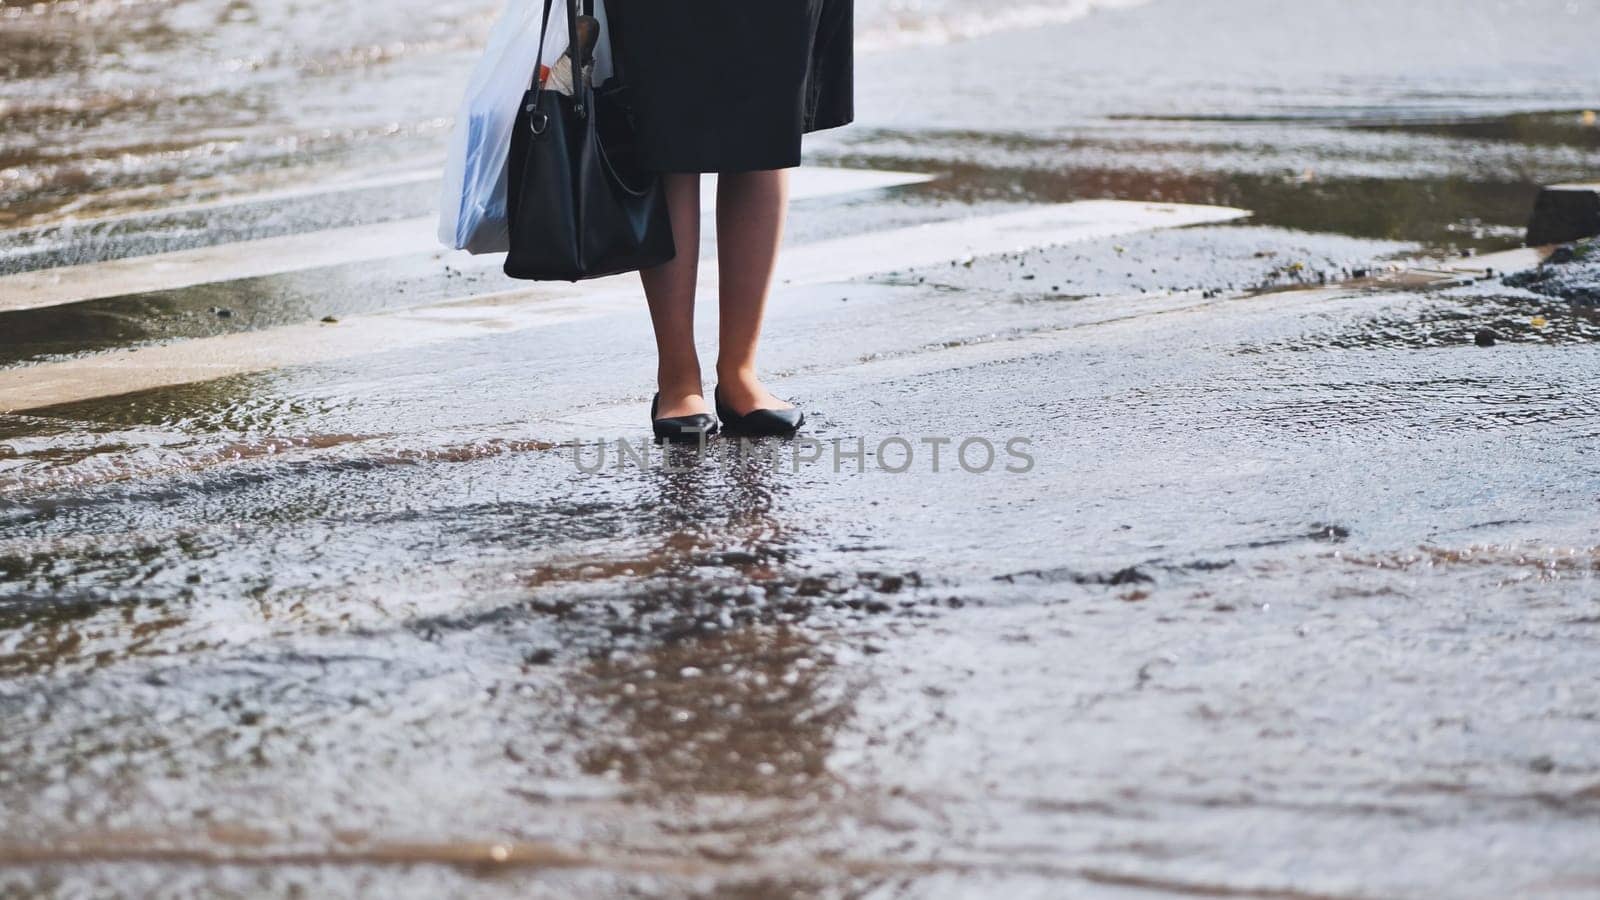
[3,0,1600,897]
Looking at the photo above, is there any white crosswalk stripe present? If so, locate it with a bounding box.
[0,199,1248,412]
[0,168,936,314]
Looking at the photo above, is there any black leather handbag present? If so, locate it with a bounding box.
[503,0,675,281]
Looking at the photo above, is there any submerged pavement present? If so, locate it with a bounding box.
[4,0,1600,897]
[3,199,1598,896]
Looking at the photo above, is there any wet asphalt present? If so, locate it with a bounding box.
[3,0,1600,897]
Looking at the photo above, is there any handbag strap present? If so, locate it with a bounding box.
[531,0,554,93]
[529,0,592,116]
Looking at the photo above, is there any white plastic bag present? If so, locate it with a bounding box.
[437,0,614,253]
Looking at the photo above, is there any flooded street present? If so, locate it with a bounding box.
[4,0,1600,896]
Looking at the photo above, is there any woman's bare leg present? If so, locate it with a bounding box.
[639,172,710,418]
[715,168,794,413]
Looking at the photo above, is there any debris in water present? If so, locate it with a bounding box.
[1503,240,1600,305]
[1474,328,1497,347]
[1106,566,1154,586]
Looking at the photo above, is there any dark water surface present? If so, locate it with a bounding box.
[3,0,1600,896]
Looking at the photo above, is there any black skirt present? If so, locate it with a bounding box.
[606,0,853,173]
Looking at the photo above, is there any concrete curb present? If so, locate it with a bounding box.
[1526,183,1600,246]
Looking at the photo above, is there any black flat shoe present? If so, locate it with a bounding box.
[714,387,805,437]
[651,393,718,444]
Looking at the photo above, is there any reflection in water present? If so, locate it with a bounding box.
[580,626,843,798]
[0,423,909,897]
[510,450,881,897]
[571,448,846,797]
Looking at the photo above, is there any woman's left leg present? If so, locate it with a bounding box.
[714,168,795,413]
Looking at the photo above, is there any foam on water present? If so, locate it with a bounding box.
[854,0,1152,50]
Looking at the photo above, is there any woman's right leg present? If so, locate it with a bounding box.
[639,172,710,418]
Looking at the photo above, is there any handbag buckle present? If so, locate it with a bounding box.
[527,108,550,135]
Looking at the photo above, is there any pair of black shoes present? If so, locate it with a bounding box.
[650,389,804,443]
